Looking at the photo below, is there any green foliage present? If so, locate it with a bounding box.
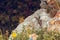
[1,26,60,40]
[12,27,60,40]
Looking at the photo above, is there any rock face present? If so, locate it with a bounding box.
[14,9,51,32]
[47,10,60,32]
[9,9,51,40]
[9,9,60,40]
[47,20,60,32]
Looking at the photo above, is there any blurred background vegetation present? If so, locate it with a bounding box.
[0,0,41,36]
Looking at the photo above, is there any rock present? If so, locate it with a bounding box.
[47,10,60,32]
[14,9,51,32]
[9,9,51,40]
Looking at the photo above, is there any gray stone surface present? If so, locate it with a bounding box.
[9,9,51,40]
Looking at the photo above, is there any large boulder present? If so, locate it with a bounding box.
[9,9,51,40]
[47,10,60,32]
[14,9,51,32]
